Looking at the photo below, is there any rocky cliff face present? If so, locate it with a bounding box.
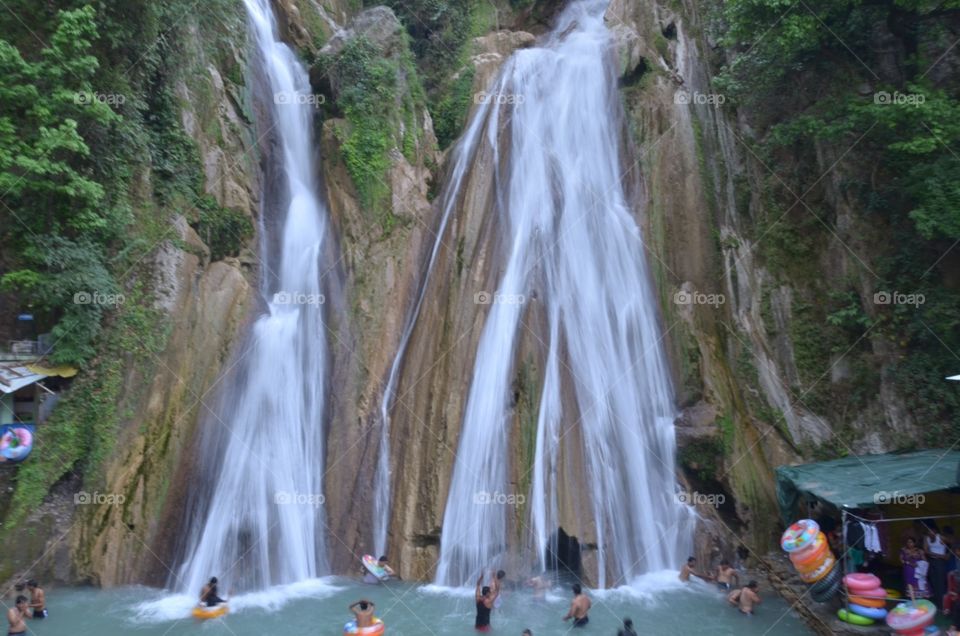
[12,0,950,587]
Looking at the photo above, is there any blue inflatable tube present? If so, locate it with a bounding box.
[849,602,887,620]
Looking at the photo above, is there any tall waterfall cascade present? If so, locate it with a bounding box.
[176,0,331,593]
[433,0,696,587]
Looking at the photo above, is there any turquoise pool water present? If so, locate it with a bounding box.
[23,572,812,635]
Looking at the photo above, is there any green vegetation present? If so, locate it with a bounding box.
[0,0,243,526]
[193,196,253,262]
[319,33,427,225]
[0,7,123,367]
[382,0,493,149]
[433,66,476,149]
[6,286,166,526]
[714,0,960,441]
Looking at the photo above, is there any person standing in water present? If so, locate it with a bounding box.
[727,580,762,615]
[199,577,226,607]
[475,573,499,631]
[6,596,27,636]
[363,556,396,584]
[680,556,711,582]
[349,599,375,628]
[26,580,46,618]
[618,617,639,636]
[527,573,551,601]
[714,560,740,591]
[562,583,591,627]
[491,569,506,609]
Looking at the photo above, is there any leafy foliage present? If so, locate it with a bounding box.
[714,0,960,440]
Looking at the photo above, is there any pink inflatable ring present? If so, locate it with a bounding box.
[843,572,881,592]
[780,519,819,552]
[854,587,888,600]
[886,599,935,634]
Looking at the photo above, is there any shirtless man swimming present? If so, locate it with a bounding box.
[27,580,46,619]
[727,580,762,615]
[562,583,591,627]
[7,596,27,636]
[715,560,740,591]
[679,556,711,582]
[349,599,375,628]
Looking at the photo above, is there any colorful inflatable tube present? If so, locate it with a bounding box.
[849,595,885,608]
[192,604,228,620]
[780,519,819,552]
[848,602,887,620]
[838,608,874,625]
[0,425,34,463]
[886,599,936,635]
[843,573,881,592]
[344,617,385,635]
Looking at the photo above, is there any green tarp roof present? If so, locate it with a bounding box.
[776,449,960,524]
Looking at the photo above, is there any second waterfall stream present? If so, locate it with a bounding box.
[431,0,696,587]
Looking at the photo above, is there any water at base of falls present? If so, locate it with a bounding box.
[174,0,330,594]
[434,0,696,587]
[53,578,813,635]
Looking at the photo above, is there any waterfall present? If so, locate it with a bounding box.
[434,0,694,587]
[372,83,500,557]
[176,0,330,593]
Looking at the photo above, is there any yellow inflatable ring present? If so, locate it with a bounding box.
[192,604,228,620]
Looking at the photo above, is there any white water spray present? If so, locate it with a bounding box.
[434,0,694,586]
[176,0,330,593]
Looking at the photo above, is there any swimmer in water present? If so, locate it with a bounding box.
[715,560,740,591]
[679,556,711,582]
[727,580,761,615]
[6,596,27,636]
[475,573,499,632]
[362,555,396,584]
[491,569,506,609]
[618,617,639,636]
[562,583,591,627]
[349,599,375,628]
[199,577,226,607]
[527,573,551,600]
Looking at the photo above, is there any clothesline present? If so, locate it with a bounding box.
[843,509,960,525]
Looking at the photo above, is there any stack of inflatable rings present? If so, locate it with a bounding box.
[838,573,888,625]
[886,599,936,636]
[782,525,835,584]
[809,561,841,602]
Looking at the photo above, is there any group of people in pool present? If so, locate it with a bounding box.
[6,579,47,635]
[680,556,762,615]
[472,569,592,631]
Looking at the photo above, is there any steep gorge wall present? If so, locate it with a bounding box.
[8,0,952,587]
